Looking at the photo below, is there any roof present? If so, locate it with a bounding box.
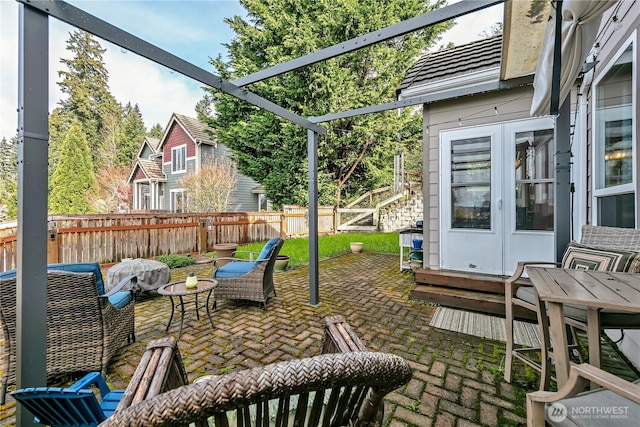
[145,137,161,152]
[173,113,216,144]
[398,35,503,93]
[128,158,166,184]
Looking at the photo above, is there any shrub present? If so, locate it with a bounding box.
[156,254,196,269]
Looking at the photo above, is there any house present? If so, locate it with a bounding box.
[398,0,639,368]
[127,113,269,212]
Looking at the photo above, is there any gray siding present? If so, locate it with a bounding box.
[140,144,155,159]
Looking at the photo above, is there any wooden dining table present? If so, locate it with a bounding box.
[525,267,640,388]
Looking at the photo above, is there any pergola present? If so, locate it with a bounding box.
[13,0,606,424]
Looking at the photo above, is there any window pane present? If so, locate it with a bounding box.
[451,136,491,229]
[598,193,635,228]
[515,129,554,231]
[596,43,633,189]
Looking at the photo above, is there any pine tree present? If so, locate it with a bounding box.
[49,121,96,214]
[57,30,122,168]
[120,103,147,166]
[202,0,449,207]
[147,124,164,139]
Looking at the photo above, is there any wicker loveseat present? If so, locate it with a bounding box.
[0,264,136,404]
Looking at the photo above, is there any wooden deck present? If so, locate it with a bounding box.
[411,269,537,322]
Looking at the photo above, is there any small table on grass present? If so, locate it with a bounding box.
[157,279,217,340]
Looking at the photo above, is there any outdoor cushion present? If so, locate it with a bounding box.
[256,238,281,263]
[516,287,640,326]
[561,243,640,273]
[0,262,133,308]
[214,261,256,278]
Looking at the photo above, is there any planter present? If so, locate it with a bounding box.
[213,243,238,267]
[350,242,364,253]
[274,255,290,272]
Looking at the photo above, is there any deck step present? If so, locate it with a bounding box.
[413,268,530,295]
[409,284,538,322]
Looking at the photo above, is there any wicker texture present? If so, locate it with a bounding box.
[101,351,412,427]
[0,271,134,403]
[213,238,284,309]
[580,224,640,251]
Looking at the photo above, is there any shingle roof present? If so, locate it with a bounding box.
[174,114,216,144]
[138,158,166,180]
[145,137,161,153]
[398,35,502,92]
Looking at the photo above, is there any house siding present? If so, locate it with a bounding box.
[213,144,259,211]
[164,123,196,163]
[134,167,146,181]
[140,144,155,159]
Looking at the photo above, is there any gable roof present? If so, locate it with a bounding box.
[171,113,216,145]
[134,136,162,160]
[127,158,166,184]
[398,35,503,94]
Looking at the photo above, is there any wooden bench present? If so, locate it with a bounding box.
[116,336,188,412]
[321,315,367,353]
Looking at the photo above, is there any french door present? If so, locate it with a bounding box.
[441,118,555,275]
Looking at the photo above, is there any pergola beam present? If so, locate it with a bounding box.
[310,75,533,123]
[17,0,325,134]
[233,0,506,87]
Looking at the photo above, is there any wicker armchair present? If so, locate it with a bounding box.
[101,351,412,427]
[213,237,284,309]
[0,270,136,404]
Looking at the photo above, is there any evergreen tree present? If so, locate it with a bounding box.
[0,136,18,220]
[120,103,147,165]
[49,121,96,214]
[57,30,122,168]
[147,123,164,139]
[201,0,449,207]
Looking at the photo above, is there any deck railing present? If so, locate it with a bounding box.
[0,206,335,272]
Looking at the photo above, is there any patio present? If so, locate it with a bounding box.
[1,252,541,426]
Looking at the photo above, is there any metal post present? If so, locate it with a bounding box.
[17,4,49,426]
[550,0,563,115]
[555,97,572,262]
[308,130,319,305]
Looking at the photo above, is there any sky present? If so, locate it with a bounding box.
[0,0,503,141]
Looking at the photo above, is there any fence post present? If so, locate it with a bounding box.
[280,212,287,239]
[47,228,60,264]
[198,219,208,253]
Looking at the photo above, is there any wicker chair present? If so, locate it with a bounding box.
[101,351,412,427]
[213,237,284,309]
[0,270,136,404]
[504,225,640,390]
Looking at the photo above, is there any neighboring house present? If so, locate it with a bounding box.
[398,1,639,367]
[127,113,269,212]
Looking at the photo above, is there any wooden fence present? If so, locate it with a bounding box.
[0,206,335,272]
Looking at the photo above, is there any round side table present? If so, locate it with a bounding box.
[157,279,217,340]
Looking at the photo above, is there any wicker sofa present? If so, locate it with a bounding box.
[0,264,136,404]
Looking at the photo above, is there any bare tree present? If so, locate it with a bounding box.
[179,158,238,213]
[87,165,132,213]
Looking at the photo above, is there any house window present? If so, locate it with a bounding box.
[594,39,635,227]
[172,145,186,173]
[171,189,187,213]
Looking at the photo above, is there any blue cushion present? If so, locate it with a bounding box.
[214,261,256,278]
[48,262,106,294]
[256,238,280,262]
[107,292,133,309]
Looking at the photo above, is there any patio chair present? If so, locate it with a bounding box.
[526,363,640,427]
[504,225,640,390]
[0,267,136,404]
[11,371,124,427]
[213,237,284,309]
[101,350,411,427]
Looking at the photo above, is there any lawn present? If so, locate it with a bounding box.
[209,232,400,268]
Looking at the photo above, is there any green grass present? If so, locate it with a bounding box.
[208,232,400,268]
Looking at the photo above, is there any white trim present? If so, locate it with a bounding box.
[170,188,187,213]
[399,67,500,99]
[591,31,637,226]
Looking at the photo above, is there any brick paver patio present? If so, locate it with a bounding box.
[1,252,534,426]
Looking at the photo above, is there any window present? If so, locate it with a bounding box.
[450,136,491,229]
[172,145,186,173]
[514,129,554,231]
[594,39,635,227]
[171,189,187,213]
